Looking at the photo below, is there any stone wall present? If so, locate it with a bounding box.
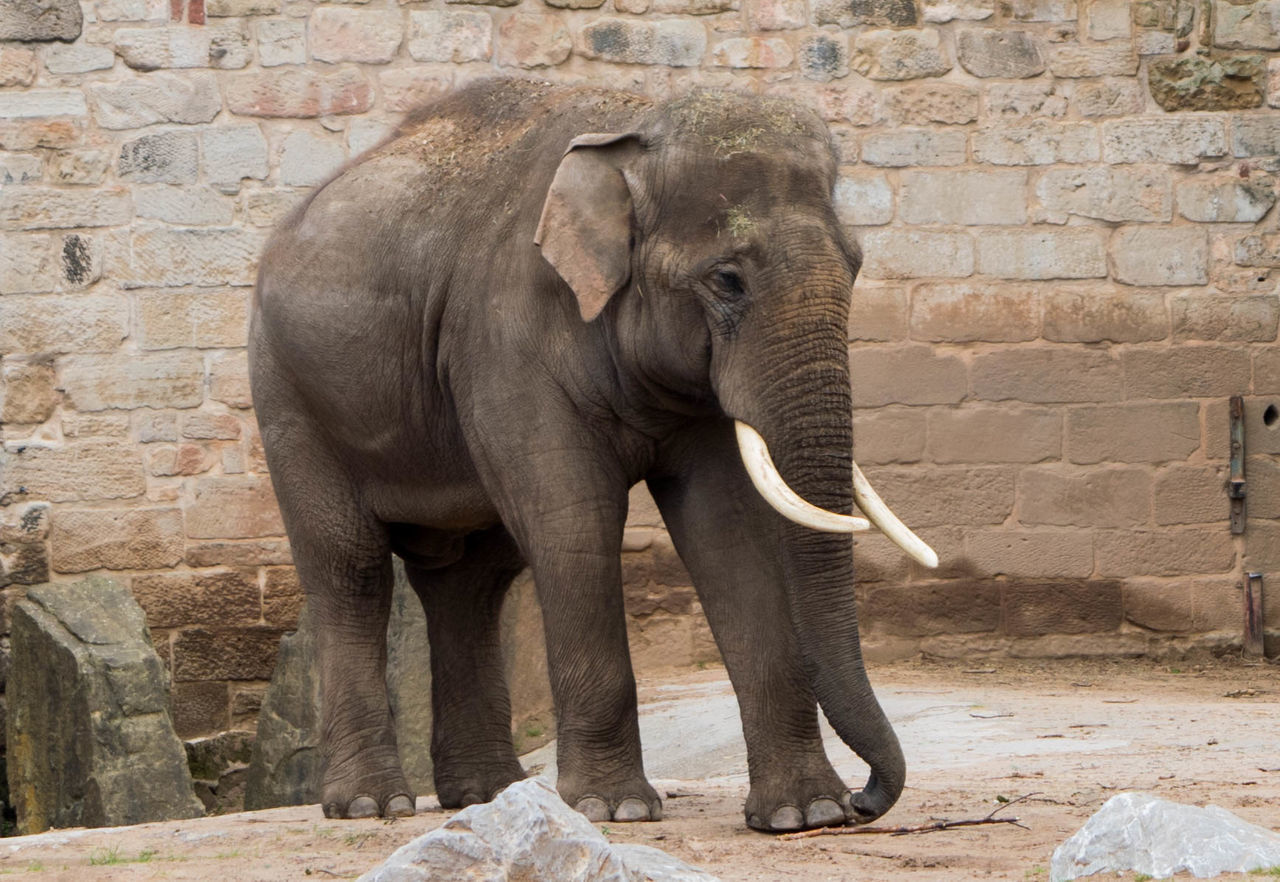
[1,0,1279,735]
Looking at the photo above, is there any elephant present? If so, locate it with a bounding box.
[249,78,937,833]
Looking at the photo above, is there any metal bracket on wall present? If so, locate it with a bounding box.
[1245,572,1264,658]
[1229,396,1246,535]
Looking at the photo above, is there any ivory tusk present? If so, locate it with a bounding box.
[735,421,871,534]
[734,420,939,569]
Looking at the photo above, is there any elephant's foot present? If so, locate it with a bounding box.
[435,759,527,810]
[744,764,860,832]
[322,744,415,819]
[560,776,663,823]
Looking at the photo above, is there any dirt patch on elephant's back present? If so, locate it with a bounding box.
[7,658,1278,881]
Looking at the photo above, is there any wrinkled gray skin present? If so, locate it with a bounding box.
[250,79,904,833]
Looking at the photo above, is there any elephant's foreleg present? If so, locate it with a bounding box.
[405,527,527,807]
[648,419,852,832]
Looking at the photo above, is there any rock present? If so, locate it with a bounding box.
[186,730,255,814]
[0,0,82,41]
[245,563,552,809]
[7,577,205,834]
[1148,54,1265,110]
[358,778,719,882]
[1051,792,1280,881]
[957,29,1045,77]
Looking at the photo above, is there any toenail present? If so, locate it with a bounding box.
[348,796,379,819]
[614,798,650,822]
[575,796,610,822]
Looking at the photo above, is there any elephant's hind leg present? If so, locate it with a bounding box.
[405,526,528,808]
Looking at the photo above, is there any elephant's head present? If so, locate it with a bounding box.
[535,90,936,823]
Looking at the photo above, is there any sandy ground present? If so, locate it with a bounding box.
[4,657,1279,881]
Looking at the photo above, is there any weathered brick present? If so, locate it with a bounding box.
[0,118,83,151]
[799,34,849,81]
[880,83,978,126]
[861,128,967,166]
[1018,466,1150,527]
[983,81,1067,118]
[185,538,292,567]
[132,568,261,628]
[0,187,130,230]
[312,8,404,63]
[135,185,234,226]
[1231,113,1280,156]
[1256,349,1280,393]
[406,10,492,62]
[863,580,1001,637]
[225,66,371,118]
[262,566,302,627]
[966,531,1094,578]
[928,406,1060,462]
[171,681,229,739]
[496,14,572,68]
[1236,233,1280,268]
[0,47,37,87]
[113,24,250,70]
[200,124,268,192]
[1071,78,1144,117]
[1248,455,1280,518]
[89,72,221,129]
[957,29,1045,77]
[0,293,125,352]
[135,289,248,349]
[1086,0,1130,39]
[208,350,251,409]
[1102,118,1227,164]
[48,148,109,185]
[0,502,50,587]
[1,361,59,425]
[1177,176,1275,222]
[849,345,968,406]
[910,283,1039,342]
[577,18,706,67]
[60,351,205,411]
[2,232,105,294]
[1172,294,1278,342]
[1152,463,1228,526]
[95,0,164,20]
[835,172,893,226]
[1001,0,1076,20]
[1096,529,1235,576]
[862,465,1017,527]
[852,406,926,464]
[128,226,264,287]
[1211,0,1280,49]
[279,130,345,188]
[45,44,115,74]
[849,285,908,340]
[922,0,994,20]
[850,29,951,80]
[972,347,1123,403]
[377,68,454,113]
[1111,227,1208,286]
[118,130,198,184]
[133,410,180,443]
[172,627,284,681]
[0,0,82,41]
[648,0,733,13]
[182,412,241,440]
[1246,521,1280,572]
[976,228,1107,280]
[207,0,279,14]
[61,412,131,438]
[1049,45,1138,77]
[245,188,305,227]
[973,121,1099,164]
[709,37,793,68]
[860,229,974,279]
[1123,346,1251,398]
[0,154,41,185]
[50,507,184,572]
[746,0,807,29]
[901,169,1027,224]
[1270,57,1280,108]
[256,19,305,66]
[813,0,916,25]
[1,442,144,504]
[186,476,285,539]
[1066,401,1201,463]
[1042,288,1168,343]
[149,443,217,476]
[1036,166,1171,223]
[1122,580,1193,632]
[1004,580,1122,636]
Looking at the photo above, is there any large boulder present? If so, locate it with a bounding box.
[7,577,205,834]
[245,563,553,809]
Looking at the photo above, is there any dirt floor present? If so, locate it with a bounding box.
[5,657,1279,881]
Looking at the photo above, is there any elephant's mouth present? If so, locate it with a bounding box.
[734,421,939,569]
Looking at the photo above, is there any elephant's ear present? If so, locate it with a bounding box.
[535,132,643,322]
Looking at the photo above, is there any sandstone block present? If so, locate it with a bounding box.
[860,229,974,278]
[0,0,82,41]
[225,66,371,117]
[201,124,268,191]
[60,351,204,411]
[1247,455,1280,519]
[1,232,105,294]
[44,44,114,74]
[0,502,50,587]
[1231,112,1280,156]
[1245,521,1280,572]
[186,476,285,539]
[1003,581,1122,635]
[50,508,184,572]
[799,33,848,81]
[910,282,1039,342]
[852,406,926,464]
[183,412,241,440]
[133,410,180,442]
[972,121,1099,164]
[172,681,230,738]
[1042,288,1167,343]
[577,18,706,67]
[965,531,1095,578]
[1036,166,1171,223]
[834,172,894,225]
[1123,346,1251,398]
[1122,580,1193,632]
[209,350,251,408]
[746,0,807,29]
[1255,349,1280,392]
[923,0,994,20]
[127,226,263,287]
[1,442,144,504]
[0,154,41,185]
[0,186,130,230]
[136,289,248,349]
[971,347,1123,403]
[927,406,1060,462]
[1153,463,1229,525]
[207,0,279,13]
[1001,0,1076,20]
[149,443,217,476]
[9,578,203,835]
[976,228,1107,279]
[1148,54,1265,112]
[900,169,1027,224]
[48,148,109,184]
[1066,402,1201,463]
[957,29,1045,77]
[95,0,164,20]
[312,8,403,63]
[186,538,292,568]
[1176,176,1275,222]
[1,361,59,425]
[0,292,125,352]
[863,581,1001,637]
[813,0,917,25]
[1271,57,1280,107]
[1111,226,1208,286]
[257,19,305,66]
[89,72,221,129]
[496,14,571,67]
[262,567,302,628]
[0,47,37,87]
[114,23,250,70]
[1071,78,1144,117]
[1172,294,1278,342]
[132,568,261,628]
[135,185,234,226]
[0,118,82,151]
[348,118,392,156]
[1096,529,1236,576]
[279,130,345,188]
[1236,233,1280,267]
[1211,0,1280,49]
[172,627,285,681]
[861,128,967,166]
[1087,0,1131,39]
[849,285,908,340]
[860,465,1016,527]
[710,37,793,68]
[881,83,979,125]
[1018,466,1151,527]
[407,10,491,62]
[118,130,198,184]
[377,68,453,112]
[1048,45,1138,77]
[1102,117,1227,164]
[850,29,951,81]
[983,81,1067,118]
[849,344,968,406]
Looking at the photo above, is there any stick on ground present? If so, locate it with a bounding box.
[777,793,1037,841]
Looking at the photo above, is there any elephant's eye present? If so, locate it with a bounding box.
[710,268,746,298]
